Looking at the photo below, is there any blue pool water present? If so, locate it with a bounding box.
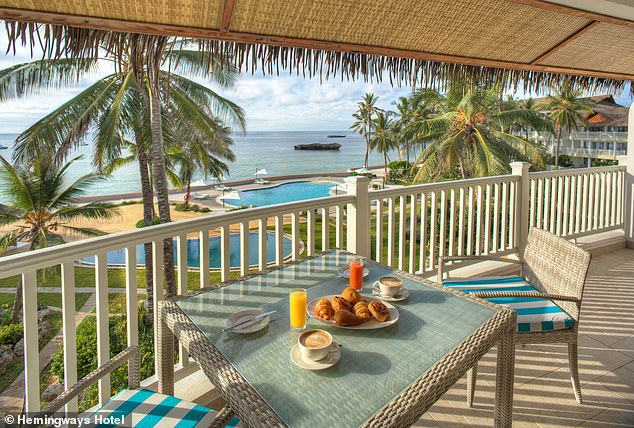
[81,232,292,269]
[237,181,334,207]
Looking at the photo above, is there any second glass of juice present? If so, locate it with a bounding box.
[289,288,307,331]
[349,256,364,291]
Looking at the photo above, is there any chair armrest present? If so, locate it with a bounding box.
[39,346,140,416]
[472,291,581,303]
[438,255,523,280]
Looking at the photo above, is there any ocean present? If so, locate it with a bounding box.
[0,131,407,200]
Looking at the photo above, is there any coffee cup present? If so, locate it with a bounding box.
[298,329,333,361]
[377,276,403,297]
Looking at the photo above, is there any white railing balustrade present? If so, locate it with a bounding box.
[528,166,626,238]
[0,163,627,413]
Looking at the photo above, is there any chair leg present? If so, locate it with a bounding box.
[568,340,582,403]
[467,363,478,407]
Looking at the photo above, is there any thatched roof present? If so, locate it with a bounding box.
[0,0,633,93]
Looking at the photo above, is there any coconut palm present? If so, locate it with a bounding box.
[411,87,548,183]
[6,41,245,304]
[537,86,595,169]
[369,111,398,179]
[0,156,118,323]
[351,93,381,168]
[392,94,440,166]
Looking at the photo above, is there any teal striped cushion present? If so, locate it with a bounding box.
[87,389,239,428]
[443,276,574,333]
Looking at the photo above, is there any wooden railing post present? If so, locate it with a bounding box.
[510,162,531,255]
[345,176,371,257]
[624,103,634,248]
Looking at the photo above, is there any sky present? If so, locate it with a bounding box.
[0,28,631,134]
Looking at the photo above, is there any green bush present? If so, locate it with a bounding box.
[135,216,161,228]
[388,160,409,171]
[0,323,23,346]
[591,159,618,167]
[229,205,250,211]
[174,203,189,211]
[558,155,573,168]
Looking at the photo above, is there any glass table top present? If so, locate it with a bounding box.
[177,251,497,428]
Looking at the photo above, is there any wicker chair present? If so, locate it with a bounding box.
[37,346,236,427]
[438,227,592,404]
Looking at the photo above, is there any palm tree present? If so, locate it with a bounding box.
[411,87,548,183]
[392,93,439,167]
[351,93,381,168]
[369,111,398,180]
[0,156,118,323]
[537,86,595,169]
[5,41,245,306]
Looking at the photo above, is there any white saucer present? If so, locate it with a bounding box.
[372,282,410,302]
[337,266,370,279]
[290,343,341,370]
[225,309,270,334]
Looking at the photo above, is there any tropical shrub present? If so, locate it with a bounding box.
[136,217,161,228]
[0,323,23,346]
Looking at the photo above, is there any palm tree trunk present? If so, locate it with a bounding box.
[384,152,388,181]
[555,128,561,169]
[185,178,191,206]
[138,148,155,318]
[148,83,176,297]
[364,135,370,168]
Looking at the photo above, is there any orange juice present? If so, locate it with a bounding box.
[349,260,363,291]
[289,289,307,330]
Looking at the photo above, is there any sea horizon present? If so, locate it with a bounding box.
[0,130,406,202]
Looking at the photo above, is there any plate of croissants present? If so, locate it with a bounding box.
[307,287,399,329]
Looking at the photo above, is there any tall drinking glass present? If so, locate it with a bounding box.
[289,288,307,331]
[349,256,364,291]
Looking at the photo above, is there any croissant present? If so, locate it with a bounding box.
[341,287,362,305]
[368,301,390,322]
[331,296,353,312]
[334,310,364,327]
[315,299,334,320]
[353,301,371,322]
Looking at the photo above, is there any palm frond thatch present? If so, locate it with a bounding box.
[4,21,632,95]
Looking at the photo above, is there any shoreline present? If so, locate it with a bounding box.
[75,165,387,203]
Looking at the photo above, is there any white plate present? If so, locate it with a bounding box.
[290,343,341,370]
[372,282,410,302]
[307,295,399,330]
[225,309,270,334]
[337,267,370,279]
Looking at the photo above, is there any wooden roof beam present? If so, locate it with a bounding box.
[0,7,633,81]
[220,0,236,32]
[530,20,599,65]
[507,0,634,28]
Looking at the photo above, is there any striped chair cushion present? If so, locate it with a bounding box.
[443,276,574,333]
[87,389,240,428]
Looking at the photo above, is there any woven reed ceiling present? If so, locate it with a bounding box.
[0,0,633,81]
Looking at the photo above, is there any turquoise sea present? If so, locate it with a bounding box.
[0,131,406,200]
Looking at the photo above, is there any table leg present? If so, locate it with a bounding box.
[157,304,175,395]
[494,334,515,427]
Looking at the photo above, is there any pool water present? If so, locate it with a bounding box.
[81,232,292,269]
[237,181,334,207]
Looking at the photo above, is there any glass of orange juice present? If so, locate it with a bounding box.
[289,288,307,331]
[349,256,364,291]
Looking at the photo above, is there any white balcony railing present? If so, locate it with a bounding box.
[0,163,627,413]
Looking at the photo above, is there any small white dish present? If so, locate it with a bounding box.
[225,309,270,334]
[337,266,370,279]
[372,282,410,302]
[290,343,341,370]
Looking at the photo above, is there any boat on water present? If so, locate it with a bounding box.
[294,143,342,151]
[327,135,346,138]
[0,144,8,150]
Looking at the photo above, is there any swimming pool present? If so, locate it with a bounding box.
[235,181,334,207]
[81,232,292,269]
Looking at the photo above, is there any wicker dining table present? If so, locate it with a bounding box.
[159,251,516,428]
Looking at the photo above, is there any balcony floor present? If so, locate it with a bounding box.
[415,248,634,427]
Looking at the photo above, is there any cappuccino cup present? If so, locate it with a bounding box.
[377,276,403,297]
[298,329,332,361]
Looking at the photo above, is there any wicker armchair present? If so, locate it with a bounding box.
[438,228,592,404]
[37,346,236,427]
